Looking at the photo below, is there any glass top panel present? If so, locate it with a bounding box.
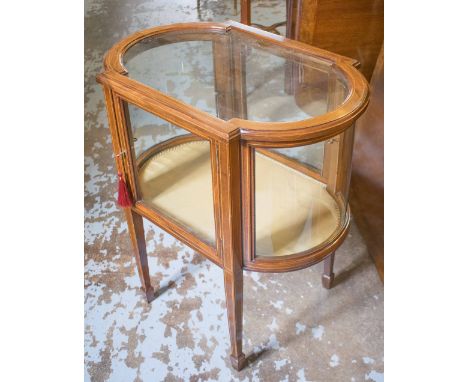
[123,29,350,122]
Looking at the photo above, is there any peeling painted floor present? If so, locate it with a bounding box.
[84,1,384,381]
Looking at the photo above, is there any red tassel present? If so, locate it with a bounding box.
[117,172,133,208]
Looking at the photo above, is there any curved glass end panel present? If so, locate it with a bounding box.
[253,127,355,258]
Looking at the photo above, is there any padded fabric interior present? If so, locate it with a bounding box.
[138,140,341,256]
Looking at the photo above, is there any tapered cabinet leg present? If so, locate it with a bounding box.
[214,137,246,370]
[124,208,155,302]
[224,269,246,371]
[322,252,335,289]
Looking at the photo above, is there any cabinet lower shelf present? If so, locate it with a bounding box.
[137,138,343,257]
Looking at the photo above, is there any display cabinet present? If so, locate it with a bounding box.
[97,21,369,370]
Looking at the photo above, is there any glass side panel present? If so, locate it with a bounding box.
[127,103,187,157]
[126,103,216,247]
[123,29,350,122]
[254,135,350,258]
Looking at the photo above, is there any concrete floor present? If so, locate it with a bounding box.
[84,1,384,381]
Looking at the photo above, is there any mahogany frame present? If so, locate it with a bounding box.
[97,21,369,371]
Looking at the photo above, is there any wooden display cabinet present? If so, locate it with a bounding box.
[97,21,369,371]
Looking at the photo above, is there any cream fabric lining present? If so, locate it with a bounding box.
[138,140,341,256]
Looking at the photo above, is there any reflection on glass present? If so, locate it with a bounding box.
[125,40,217,116]
[269,142,325,173]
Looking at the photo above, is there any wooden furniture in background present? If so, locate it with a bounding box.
[97,21,369,371]
[287,0,384,81]
[240,0,383,82]
[288,0,385,279]
[240,0,251,25]
[349,44,384,281]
